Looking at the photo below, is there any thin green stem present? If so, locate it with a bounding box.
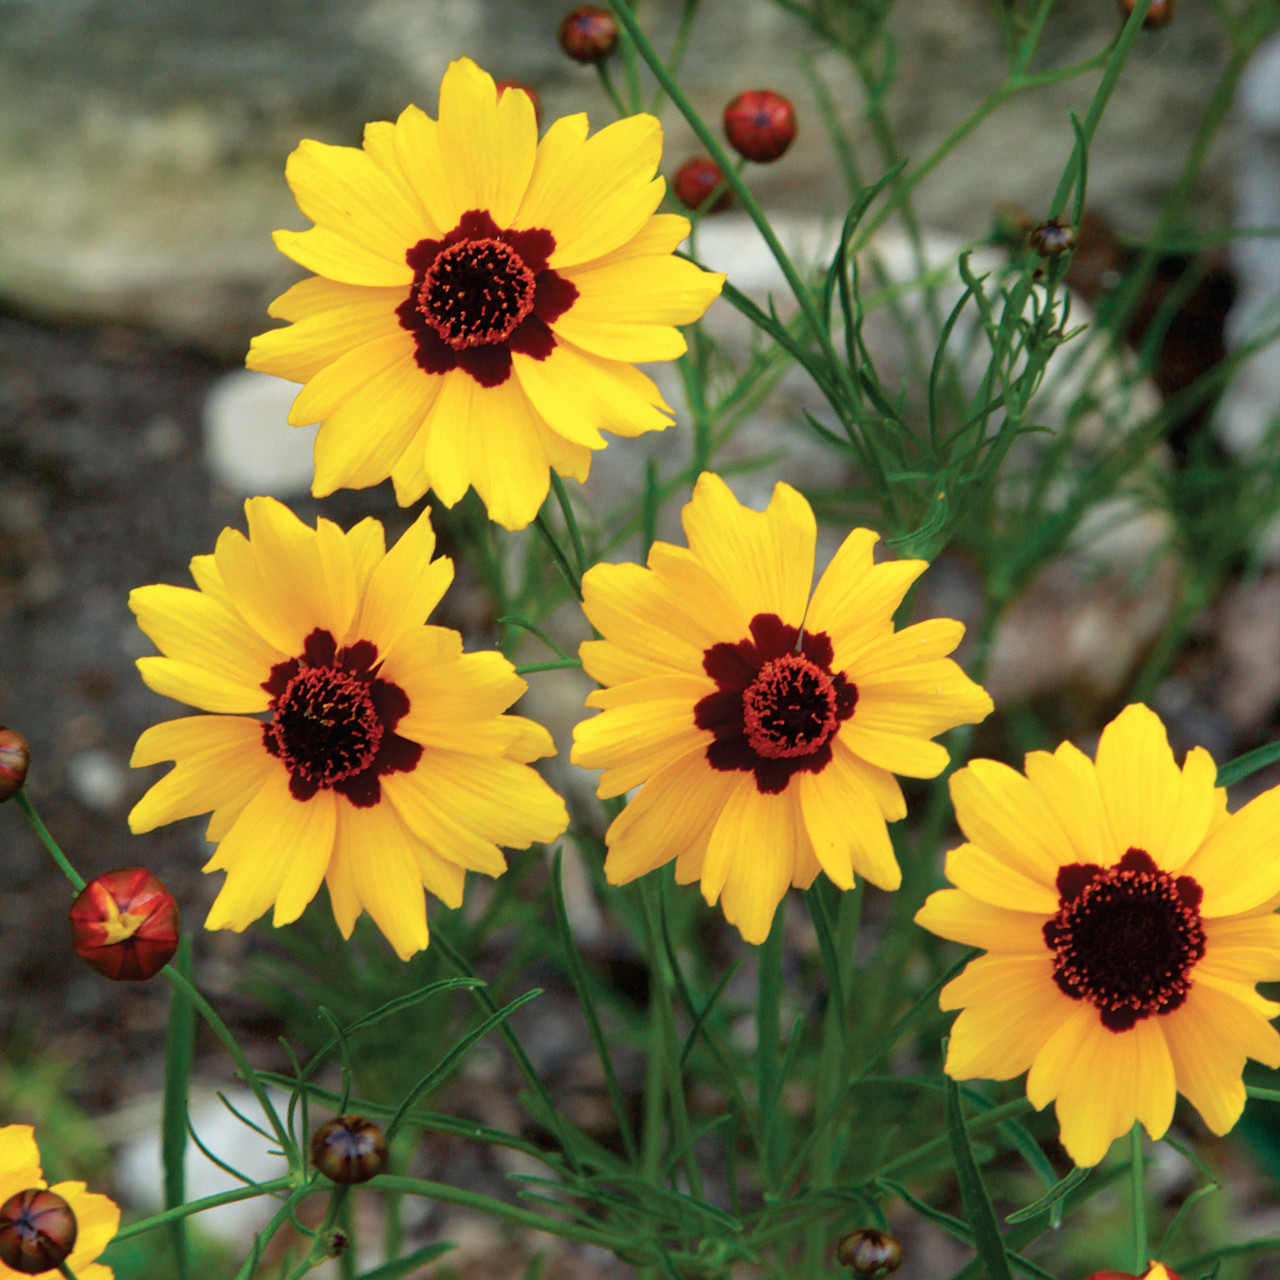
[114,1178,296,1240]
[549,472,589,580]
[514,658,583,675]
[14,791,85,892]
[757,912,784,1189]
[1130,1123,1148,1275]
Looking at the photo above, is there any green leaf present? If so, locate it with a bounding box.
[945,1076,1013,1280]
[354,1242,455,1279]
[1005,1166,1090,1224]
[1216,741,1280,788]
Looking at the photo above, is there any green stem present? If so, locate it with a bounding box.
[114,1178,296,1240]
[1130,1122,1147,1274]
[757,912,784,1189]
[14,791,85,892]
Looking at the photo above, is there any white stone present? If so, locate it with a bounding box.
[66,749,129,812]
[202,369,317,498]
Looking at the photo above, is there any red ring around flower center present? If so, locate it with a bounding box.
[269,666,384,786]
[742,654,839,759]
[1043,847,1205,1032]
[416,237,537,350]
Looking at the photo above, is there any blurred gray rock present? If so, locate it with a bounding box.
[203,368,317,497]
[1,0,1236,354]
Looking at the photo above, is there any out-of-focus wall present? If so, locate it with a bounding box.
[0,0,1236,355]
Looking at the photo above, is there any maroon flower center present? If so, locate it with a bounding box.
[262,628,421,807]
[694,613,856,794]
[396,209,578,388]
[416,237,537,350]
[742,654,839,759]
[1043,847,1205,1032]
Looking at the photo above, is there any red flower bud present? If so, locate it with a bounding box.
[0,1188,77,1274]
[1118,0,1174,28]
[723,90,796,163]
[496,80,541,127]
[836,1228,904,1277]
[674,157,732,213]
[310,1116,387,1184]
[69,867,179,981]
[558,6,618,63]
[1029,218,1076,258]
[0,727,30,803]
[1084,1272,1183,1280]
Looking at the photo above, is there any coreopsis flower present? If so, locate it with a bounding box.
[916,704,1280,1168]
[571,473,993,944]
[247,57,723,531]
[0,1125,118,1280]
[127,497,567,959]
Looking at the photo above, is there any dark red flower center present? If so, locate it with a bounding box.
[396,209,578,388]
[694,613,856,794]
[417,237,537,349]
[1043,847,1205,1032]
[262,628,421,807]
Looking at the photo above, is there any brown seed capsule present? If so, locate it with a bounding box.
[1118,0,1174,28]
[1029,217,1076,258]
[673,157,732,213]
[496,80,541,127]
[0,1188,78,1274]
[723,90,797,163]
[558,6,618,63]
[836,1228,904,1277]
[0,727,31,803]
[310,1115,387,1184]
[69,867,180,981]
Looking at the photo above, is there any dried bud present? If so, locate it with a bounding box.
[1118,0,1174,28]
[69,868,179,981]
[723,90,797,163]
[557,6,618,63]
[310,1116,387,1184]
[496,80,541,127]
[325,1230,348,1258]
[674,157,732,213]
[1029,218,1076,258]
[836,1228,903,1277]
[0,1188,78,1274]
[0,727,30,803]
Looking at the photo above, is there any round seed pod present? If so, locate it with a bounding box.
[1118,0,1174,28]
[1029,218,1076,258]
[69,867,180,981]
[674,157,732,213]
[558,6,618,63]
[836,1228,904,1277]
[723,89,797,163]
[0,1188,78,1274]
[310,1116,388,1184]
[0,727,31,803]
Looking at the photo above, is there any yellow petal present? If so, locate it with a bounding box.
[1094,704,1185,868]
[463,376,555,531]
[915,888,1048,954]
[560,253,723,327]
[392,104,463,235]
[948,757,1074,888]
[285,137,430,263]
[135,656,269,715]
[419,750,568,849]
[248,284,407,384]
[680,473,815,628]
[0,1126,42,1204]
[1182,784,1280,916]
[204,771,336,932]
[382,770,508,877]
[382,630,519,731]
[604,752,740,884]
[435,57,537,227]
[849,658,993,744]
[944,841,1061,914]
[53,1182,120,1277]
[1200,914,1280,983]
[338,798,430,959]
[513,112,665,267]
[289,328,421,429]
[352,511,454,661]
[1022,740,1114,867]
[573,692,707,799]
[837,720,950,778]
[941,953,1069,1080]
[798,743,901,891]
[129,718,275,834]
[572,212,692,270]
[546,312,688,363]
[273,225,413,288]
[210,526,302,655]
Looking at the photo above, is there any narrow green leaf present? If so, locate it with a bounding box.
[1216,741,1280,788]
[162,936,195,1280]
[354,1242,455,1279]
[1005,1166,1090,1224]
[945,1076,1013,1280]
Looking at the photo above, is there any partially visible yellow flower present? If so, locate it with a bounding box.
[128,497,568,959]
[248,56,724,530]
[916,703,1280,1167]
[571,472,993,944]
[0,1125,119,1280]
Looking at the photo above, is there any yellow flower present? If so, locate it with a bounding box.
[916,703,1280,1167]
[571,473,993,944]
[128,497,568,959]
[0,1125,119,1280]
[248,56,724,531]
